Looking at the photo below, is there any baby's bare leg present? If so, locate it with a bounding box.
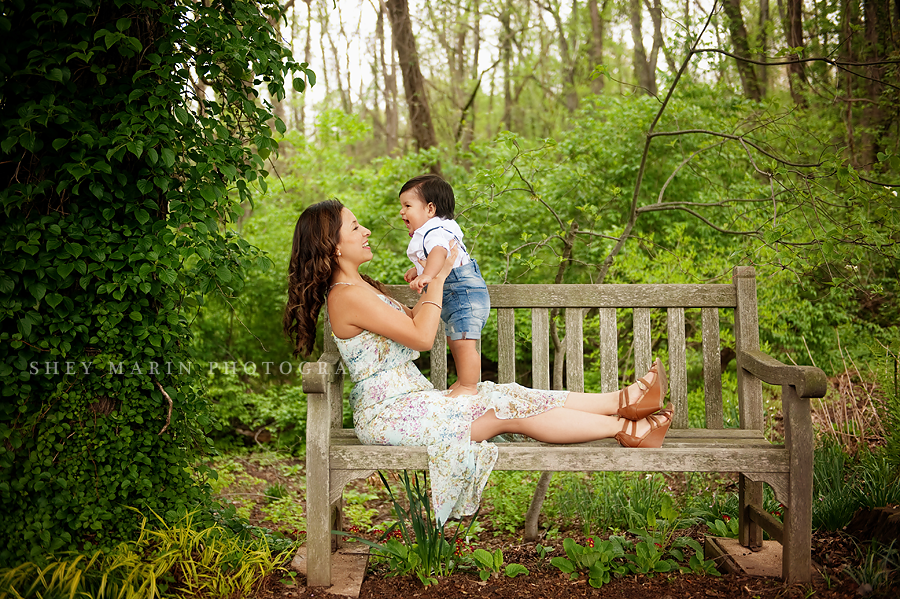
[447,338,480,397]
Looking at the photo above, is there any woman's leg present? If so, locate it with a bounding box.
[563,363,662,415]
[470,407,668,444]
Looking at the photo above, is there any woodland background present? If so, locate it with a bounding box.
[1,0,898,574]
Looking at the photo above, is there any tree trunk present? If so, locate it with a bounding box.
[859,0,894,168]
[783,0,807,106]
[629,0,656,95]
[758,0,769,97]
[500,4,513,130]
[541,0,578,111]
[588,0,606,94]
[840,0,861,165]
[386,0,439,157]
[378,0,398,153]
[723,0,763,101]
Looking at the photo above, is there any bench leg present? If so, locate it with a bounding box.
[739,475,763,550]
[306,390,333,587]
[783,385,813,583]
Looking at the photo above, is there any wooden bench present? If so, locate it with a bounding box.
[302,266,828,586]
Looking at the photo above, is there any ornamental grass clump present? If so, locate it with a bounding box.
[347,471,479,586]
[0,511,293,599]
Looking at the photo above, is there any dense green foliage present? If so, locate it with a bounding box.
[0,0,311,565]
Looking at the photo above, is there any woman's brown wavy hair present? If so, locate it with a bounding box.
[283,200,385,357]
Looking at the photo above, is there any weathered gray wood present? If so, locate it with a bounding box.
[330,444,790,472]
[431,322,447,390]
[305,386,333,587]
[733,266,764,430]
[566,308,584,393]
[387,284,737,308]
[782,383,814,582]
[599,308,618,393]
[733,267,764,552]
[331,427,769,442]
[738,349,828,398]
[633,308,652,377]
[745,472,789,505]
[498,308,516,384]
[748,504,784,544]
[330,470,375,505]
[532,309,550,390]
[702,308,724,429]
[667,308,688,429]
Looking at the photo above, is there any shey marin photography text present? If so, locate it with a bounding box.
[25,360,337,377]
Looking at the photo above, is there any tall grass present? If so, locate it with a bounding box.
[0,511,293,599]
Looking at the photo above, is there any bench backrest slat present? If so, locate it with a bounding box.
[566,308,585,393]
[667,307,688,429]
[702,307,724,429]
[599,307,618,393]
[531,308,551,391]
[498,308,516,384]
[633,307,652,377]
[431,322,448,390]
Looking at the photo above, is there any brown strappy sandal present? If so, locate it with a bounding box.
[617,357,668,421]
[615,404,674,448]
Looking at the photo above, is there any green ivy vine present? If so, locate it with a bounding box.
[0,0,312,565]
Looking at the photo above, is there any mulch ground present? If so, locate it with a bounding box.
[259,529,896,599]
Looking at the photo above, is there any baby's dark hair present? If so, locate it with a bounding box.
[400,174,455,220]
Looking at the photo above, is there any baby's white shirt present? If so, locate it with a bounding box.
[406,217,470,276]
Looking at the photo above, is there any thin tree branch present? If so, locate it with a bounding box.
[694,48,900,92]
[154,379,173,435]
[597,3,718,283]
[649,129,823,168]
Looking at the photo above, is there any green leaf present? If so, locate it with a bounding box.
[116,18,132,31]
[57,263,74,279]
[216,265,232,282]
[129,311,142,321]
[135,209,150,225]
[52,138,69,151]
[160,147,175,168]
[65,243,83,258]
[136,179,153,194]
[29,281,47,301]
[505,563,529,578]
[45,293,64,308]
[46,68,68,83]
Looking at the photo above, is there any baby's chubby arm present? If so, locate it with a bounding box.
[410,246,449,293]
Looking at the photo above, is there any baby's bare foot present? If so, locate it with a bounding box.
[447,383,479,398]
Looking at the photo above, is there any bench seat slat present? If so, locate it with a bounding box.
[329,427,768,441]
[330,445,789,472]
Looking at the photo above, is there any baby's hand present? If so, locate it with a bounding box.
[404,267,417,283]
[411,275,432,293]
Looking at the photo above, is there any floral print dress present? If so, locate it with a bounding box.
[330,293,568,523]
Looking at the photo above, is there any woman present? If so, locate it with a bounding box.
[284,200,673,522]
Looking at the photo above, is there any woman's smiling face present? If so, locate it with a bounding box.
[337,208,372,263]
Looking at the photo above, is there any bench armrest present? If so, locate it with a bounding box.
[737,349,828,398]
[301,352,342,394]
